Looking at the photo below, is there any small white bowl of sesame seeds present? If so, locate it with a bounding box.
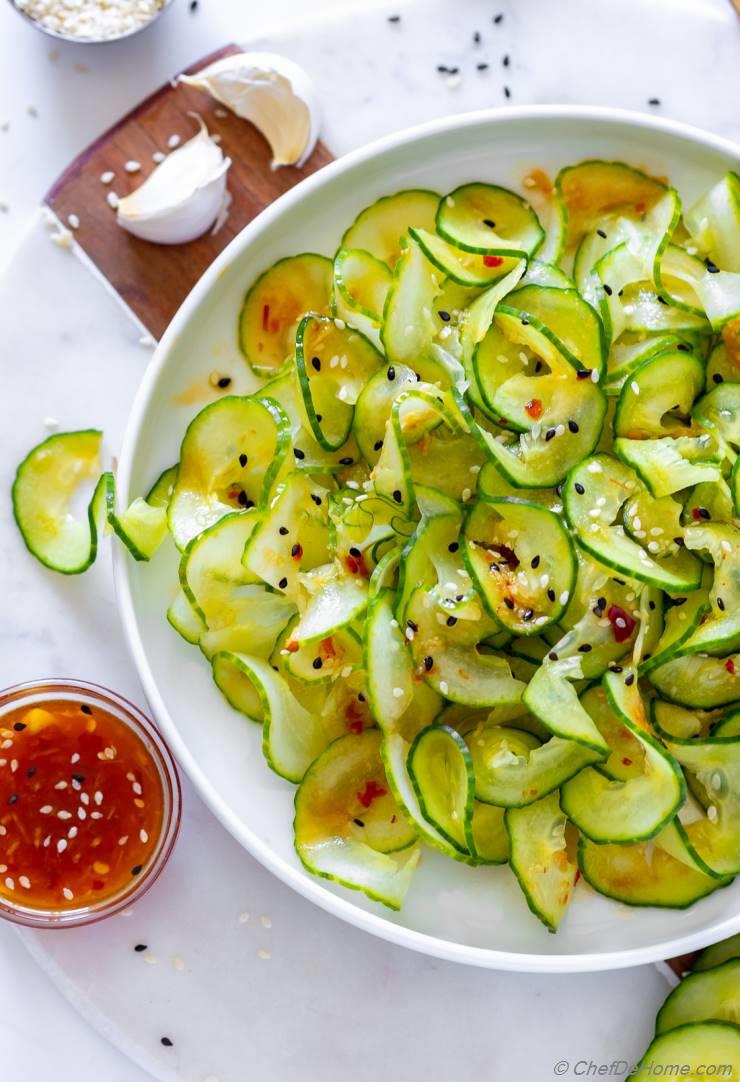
[9,0,175,44]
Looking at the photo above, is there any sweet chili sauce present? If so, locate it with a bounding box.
[0,697,165,912]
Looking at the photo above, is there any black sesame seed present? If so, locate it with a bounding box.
[72,773,85,783]
[713,372,724,384]
[643,652,652,661]
[614,578,626,586]
[446,616,458,627]
[657,295,668,305]
[387,366,396,381]
[294,448,305,460]
[520,319,529,328]
[603,283,613,296]
[26,766,36,778]
[239,453,248,467]
[535,360,543,373]
[313,657,323,670]
[625,674,635,686]
[291,544,301,557]
[522,608,534,621]
[578,644,592,653]
[134,943,148,952]
[473,30,481,43]
[311,356,321,372]
[648,97,661,106]
[698,507,711,520]
[13,722,26,731]
[717,597,726,611]
[7,794,18,805]
[316,414,322,422]
[483,218,496,228]
[531,554,541,568]
[407,619,419,633]
[393,489,403,503]
[598,597,607,609]
[438,310,451,322]
[131,865,143,876]
[424,656,434,671]
[80,704,92,716]
[568,420,579,434]
[576,368,592,380]
[437,64,449,74]
[502,54,510,67]
[311,495,322,506]
[339,457,353,465]
[676,343,689,351]
[672,597,687,606]
[547,588,556,603]
[353,818,366,827]
[448,541,459,553]
[161,1038,173,1048]
[388,13,400,22]
[349,546,362,558]
[597,229,607,239]
[279,526,289,536]
[545,428,556,442]
[705,259,720,274]
[448,66,460,75]
[477,62,489,71]
[503,597,515,610]
[358,693,366,702]
[610,665,623,674]
[189,0,197,9]
[374,440,384,451]
[556,484,563,497]
[548,652,559,662]
[237,490,248,506]
[648,600,655,610]
[575,482,585,495]
[493,12,503,23]
[455,594,464,602]
[217,376,231,389]
[503,86,511,99]
[278,577,288,589]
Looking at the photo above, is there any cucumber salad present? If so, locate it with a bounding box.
[13,161,740,932]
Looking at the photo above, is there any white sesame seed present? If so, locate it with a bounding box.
[70,753,80,764]
[43,835,51,848]
[0,865,5,873]
[333,318,346,330]
[67,213,80,229]
[152,151,166,163]
[623,304,635,315]
[392,687,404,698]
[91,811,103,820]
[118,835,129,846]
[469,464,481,474]
[78,808,87,820]
[100,171,115,185]
[80,792,90,805]
[439,680,449,695]
[71,779,81,791]
[18,876,31,889]
[174,957,185,971]
[126,772,136,782]
[167,134,181,149]
[57,839,67,854]
[630,381,640,395]
[144,954,158,965]
[591,369,600,382]
[54,780,68,790]
[446,196,455,207]
[1,740,12,750]
[0,825,5,836]
[124,160,142,173]
[239,911,250,924]
[462,487,472,502]
[587,461,602,474]
[257,950,271,960]
[390,619,399,629]
[68,826,78,839]
[10,759,17,773]
[647,541,660,553]
[106,191,119,209]
[139,829,149,844]
[39,804,52,814]
[63,887,74,901]
[559,591,569,605]
[707,804,718,823]
[405,628,415,641]
[57,810,72,820]
[4,877,14,891]
[260,915,272,929]
[94,790,103,805]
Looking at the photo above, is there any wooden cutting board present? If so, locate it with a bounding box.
[44,43,335,340]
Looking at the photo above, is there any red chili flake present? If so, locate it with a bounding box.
[574,870,581,884]
[344,552,369,577]
[227,489,240,500]
[356,780,387,808]
[726,659,736,675]
[291,543,303,560]
[490,543,519,569]
[691,507,703,520]
[92,880,105,891]
[390,815,397,824]
[622,757,633,766]
[483,255,504,268]
[635,201,646,214]
[607,604,636,644]
[286,640,300,653]
[524,398,543,419]
[348,719,364,735]
[321,637,336,659]
[262,304,270,331]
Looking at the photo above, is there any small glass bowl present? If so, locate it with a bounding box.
[0,679,181,929]
[7,0,175,45]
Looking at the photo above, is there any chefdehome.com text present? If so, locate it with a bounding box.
[552,1060,734,1077]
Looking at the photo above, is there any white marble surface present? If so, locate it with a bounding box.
[1,0,739,1080]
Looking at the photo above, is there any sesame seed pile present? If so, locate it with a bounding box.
[13,0,167,40]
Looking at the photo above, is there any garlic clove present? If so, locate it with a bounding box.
[116,117,231,245]
[179,51,321,168]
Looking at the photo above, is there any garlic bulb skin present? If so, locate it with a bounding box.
[116,119,231,245]
[179,52,321,168]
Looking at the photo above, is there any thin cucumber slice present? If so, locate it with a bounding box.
[579,683,646,781]
[333,247,392,347]
[212,652,339,782]
[380,235,442,374]
[463,497,576,635]
[12,430,107,574]
[238,253,333,375]
[341,188,440,268]
[650,652,740,708]
[404,588,526,708]
[614,349,705,438]
[640,569,711,675]
[294,730,421,910]
[605,333,688,392]
[167,587,205,645]
[353,363,418,465]
[364,589,415,729]
[623,486,686,559]
[467,718,598,807]
[685,171,740,272]
[693,933,740,972]
[458,260,527,377]
[627,1022,740,1081]
[408,724,475,855]
[692,381,740,449]
[578,835,726,908]
[614,435,722,498]
[106,487,167,562]
[409,226,521,289]
[683,478,736,527]
[436,182,544,258]
[560,669,685,844]
[295,315,383,452]
[290,568,368,644]
[681,523,740,655]
[282,624,362,684]
[521,259,572,289]
[563,454,702,592]
[523,656,609,754]
[706,341,740,390]
[655,958,740,1033]
[470,802,509,864]
[506,792,578,932]
[500,284,606,375]
[145,464,177,508]
[555,159,667,246]
[168,395,292,550]
[256,371,360,474]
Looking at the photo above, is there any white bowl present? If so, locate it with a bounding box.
[114,106,740,972]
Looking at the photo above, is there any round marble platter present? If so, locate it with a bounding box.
[1,0,738,1078]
